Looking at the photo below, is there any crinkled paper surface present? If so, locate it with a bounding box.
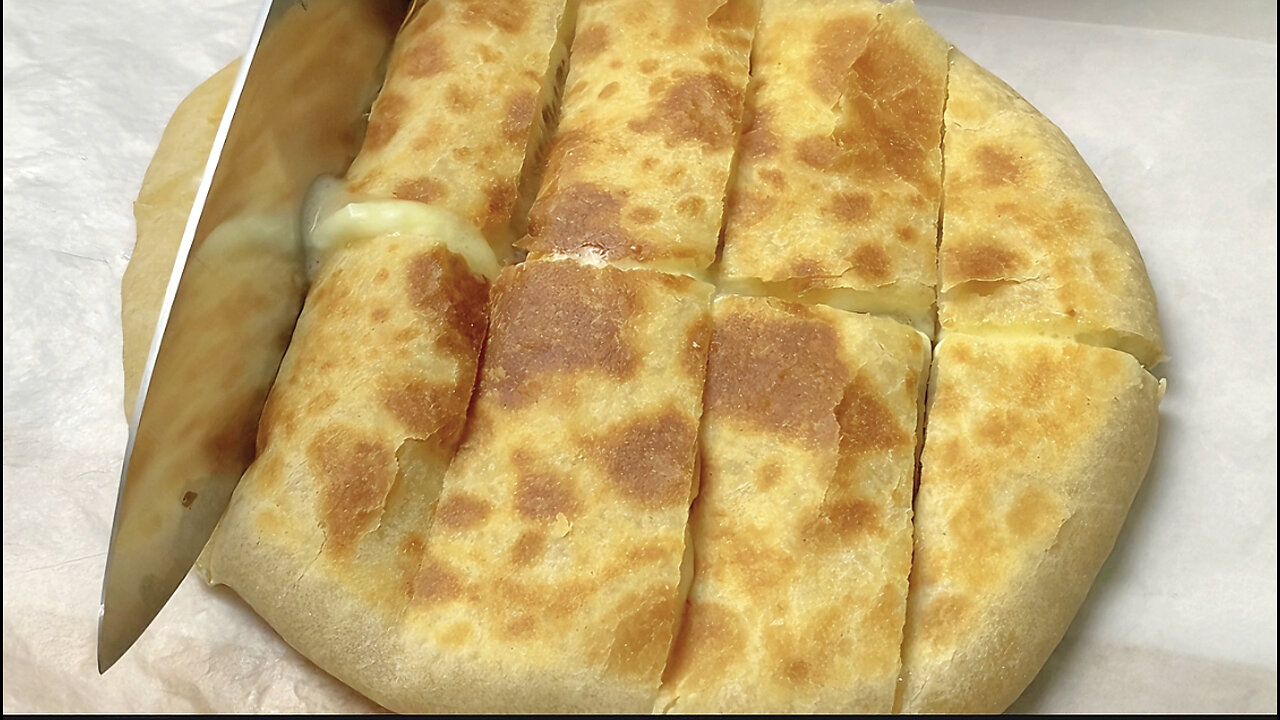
[2,0,1276,713]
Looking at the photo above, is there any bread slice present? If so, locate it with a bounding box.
[938,50,1164,366]
[202,220,494,705]
[520,0,757,274]
[660,294,929,713]
[344,0,575,258]
[718,0,948,333]
[897,332,1162,713]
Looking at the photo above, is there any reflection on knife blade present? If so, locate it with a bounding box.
[98,0,409,672]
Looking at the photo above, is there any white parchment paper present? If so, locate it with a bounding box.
[3,0,1276,713]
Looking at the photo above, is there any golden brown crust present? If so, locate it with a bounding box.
[898,333,1161,713]
[659,295,929,713]
[719,0,948,328]
[938,50,1165,366]
[520,0,757,272]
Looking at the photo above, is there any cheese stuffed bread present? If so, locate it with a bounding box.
[120,0,1165,713]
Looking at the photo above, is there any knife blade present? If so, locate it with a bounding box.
[98,0,409,673]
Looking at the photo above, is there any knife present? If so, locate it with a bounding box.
[98,0,409,673]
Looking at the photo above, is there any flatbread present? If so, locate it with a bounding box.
[519,0,757,274]
[121,0,1166,713]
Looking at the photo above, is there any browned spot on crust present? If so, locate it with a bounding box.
[796,135,842,171]
[639,58,660,75]
[485,179,516,226]
[782,658,810,684]
[526,183,639,260]
[628,73,744,150]
[976,145,1023,186]
[627,205,660,225]
[606,593,678,680]
[514,469,580,522]
[370,307,390,322]
[362,93,408,151]
[503,90,538,144]
[826,191,873,223]
[708,0,758,30]
[920,592,974,646]
[445,84,475,113]
[599,407,697,509]
[459,0,529,34]
[413,557,463,604]
[848,243,891,283]
[506,615,537,638]
[403,35,450,77]
[574,23,609,59]
[948,244,1024,281]
[722,539,792,593]
[978,409,1015,449]
[851,19,947,147]
[393,177,446,204]
[705,304,847,446]
[483,262,639,407]
[510,530,546,567]
[758,167,785,189]
[439,621,473,648]
[837,376,907,455]
[725,190,774,231]
[756,460,783,492]
[676,195,707,218]
[810,14,876,100]
[435,493,491,530]
[310,426,396,552]
[598,81,620,100]
[380,377,457,440]
[824,498,881,539]
[405,249,490,359]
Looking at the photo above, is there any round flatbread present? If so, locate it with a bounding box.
[123,0,1163,713]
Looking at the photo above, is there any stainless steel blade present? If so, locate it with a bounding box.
[98,0,408,672]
